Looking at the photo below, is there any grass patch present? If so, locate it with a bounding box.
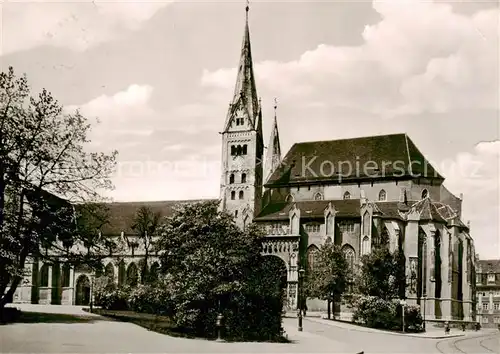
[88,309,291,343]
[86,309,201,339]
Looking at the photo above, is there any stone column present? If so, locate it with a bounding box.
[426,229,435,319]
[462,238,472,320]
[404,213,419,303]
[66,266,75,305]
[489,291,493,315]
[440,231,452,320]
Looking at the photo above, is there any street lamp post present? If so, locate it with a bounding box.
[400,299,407,333]
[298,268,305,332]
[89,273,95,313]
[423,296,426,331]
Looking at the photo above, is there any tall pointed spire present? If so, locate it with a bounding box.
[223,2,260,132]
[265,98,282,182]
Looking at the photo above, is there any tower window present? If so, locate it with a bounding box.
[241,118,244,125]
[421,189,428,199]
[237,145,242,155]
[242,145,247,155]
[239,191,244,200]
[241,173,247,183]
[231,191,236,200]
[343,191,351,200]
[235,210,238,218]
[231,146,236,156]
[229,174,235,184]
[378,189,387,201]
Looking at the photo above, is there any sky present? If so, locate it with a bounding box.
[1,0,499,258]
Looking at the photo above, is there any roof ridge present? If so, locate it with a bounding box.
[108,198,215,204]
[293,133,407,146]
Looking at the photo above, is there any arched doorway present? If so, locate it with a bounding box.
[262,255,288,308]
[75,275,91,306]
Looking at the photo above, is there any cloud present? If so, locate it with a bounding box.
[201,0,499,118]
[67,84,156,147]
[444,140,500,258]
[1,0,173,55]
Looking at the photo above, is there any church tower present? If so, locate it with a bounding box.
[265,99,282,183]
[219,4,264,228]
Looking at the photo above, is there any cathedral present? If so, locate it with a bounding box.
[11,6,477,324]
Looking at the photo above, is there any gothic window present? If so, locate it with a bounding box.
[239,191,244,200]
[231,145,236,156]
[340,221,355,233]
[241,173,246,183]
[307,245,319,271]
[242,145,247,155]
[305,224,320,233]
[421,189,428,199]
[343,191,351,200]
[40,264,49,287]
[229,174,235,184]
[380,227,389,247]
[241,118,245,125]
[314,192,323,201]
[361,236,370,256]
[235,210,238,218]
[378,189,387,201]
[362,211,370,235]
[231,191,236,200]
[236,145,242,155]
[342,245,355,272]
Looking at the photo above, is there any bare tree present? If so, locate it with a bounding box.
[131,206,162,284]
[0,67,117,308]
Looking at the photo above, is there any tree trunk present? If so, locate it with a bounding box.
[141,249,148,284]
[327,299,331,319]
[0,247,28,309]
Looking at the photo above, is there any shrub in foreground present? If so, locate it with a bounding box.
[351,295,423,332]
[95,287,130,310]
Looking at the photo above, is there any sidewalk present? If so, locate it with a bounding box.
[281,317,364,353]
[303,316,493,339]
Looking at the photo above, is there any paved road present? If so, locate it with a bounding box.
[1,305,497,353]
[435,331,499,354]
[302,317,438,353]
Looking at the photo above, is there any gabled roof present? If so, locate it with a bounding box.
[374,201,415,220]
[478,260,500,274]
[409,197,461,225]
[265,133,443,186]
[101,199,216,235]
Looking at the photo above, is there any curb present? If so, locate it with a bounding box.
[304,317,468,339]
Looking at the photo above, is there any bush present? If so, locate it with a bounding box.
[95,287,130,310]
[351,295,423,332]
[128,284,173,316]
